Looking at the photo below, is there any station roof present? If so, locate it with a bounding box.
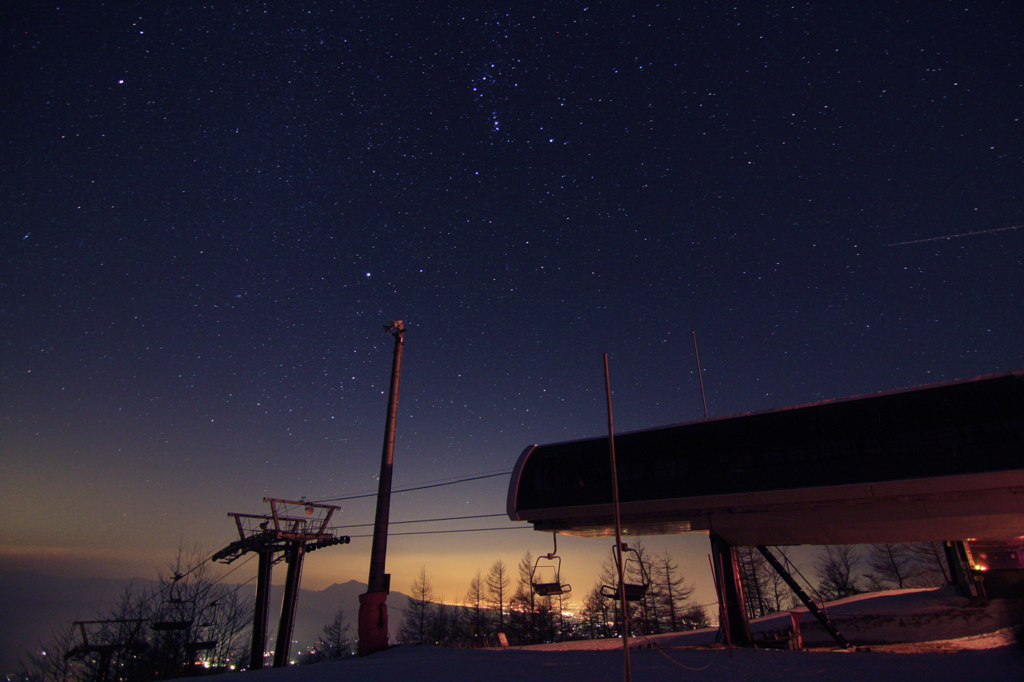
[507,371,1024,545]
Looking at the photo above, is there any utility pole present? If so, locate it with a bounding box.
[359,320,405,656]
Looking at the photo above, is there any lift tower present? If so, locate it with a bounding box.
[216,498,344,668]
[359,320,405,656]
[65,619,146,682]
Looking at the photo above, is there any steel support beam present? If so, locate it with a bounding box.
[249,549,274,670]
[272,541,305,668]
[756,546,849,648]
[945,540,986,600]
[94,648,114,682]
[710,534,751,645]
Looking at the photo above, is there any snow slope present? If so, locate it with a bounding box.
[199,588,1023,682]
[644,586,1024,649]
[211,642,1023,682]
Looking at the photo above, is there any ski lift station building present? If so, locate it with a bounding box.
[507,370,1024,549]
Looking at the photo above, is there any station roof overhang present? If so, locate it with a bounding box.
[507,370,1024,546]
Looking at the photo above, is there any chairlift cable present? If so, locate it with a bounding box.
[345,526,530,538]
[324,512,507,530]
[309,470,512,504]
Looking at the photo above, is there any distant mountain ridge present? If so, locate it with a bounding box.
[0,572,409,675]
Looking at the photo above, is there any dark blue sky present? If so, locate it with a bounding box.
[2,1,1021,597]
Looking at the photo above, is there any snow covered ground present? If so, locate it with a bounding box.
[643,586,1024,649]
[204,588,1024,682]
[526,586,1024,651]
[232,643,1023,682]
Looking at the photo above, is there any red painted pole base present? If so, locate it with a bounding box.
[357,591,390,656]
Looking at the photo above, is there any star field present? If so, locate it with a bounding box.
[2,1,1022,598]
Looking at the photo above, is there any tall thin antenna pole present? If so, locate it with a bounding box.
[367,320,405,591]
[692,330,709,420]
[359,320,405,657]
[603,353,631,682]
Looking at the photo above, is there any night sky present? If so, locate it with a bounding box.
[3,2,1022,602]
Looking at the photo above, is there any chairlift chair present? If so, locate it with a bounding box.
[198,600,219,627]
[165,572,187,604]
[600,543,650,602]
[188,601,220,660]
[187,641,218,653]
[531,535,571,597]
[151,619,193,632]
[153,577,193,631]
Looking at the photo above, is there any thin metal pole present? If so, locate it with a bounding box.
[709,554,733,655]
[367,320,404,593]
[359,320,405,656]
[603,353,631,682]
[692,330,708,420]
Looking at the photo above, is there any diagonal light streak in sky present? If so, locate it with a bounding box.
[889,225,1022,247]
